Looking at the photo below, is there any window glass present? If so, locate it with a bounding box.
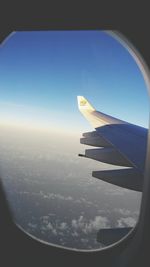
[0,31,148,250]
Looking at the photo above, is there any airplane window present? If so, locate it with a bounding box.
[0,31,148,250]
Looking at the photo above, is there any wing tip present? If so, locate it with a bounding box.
[77,96,95,111]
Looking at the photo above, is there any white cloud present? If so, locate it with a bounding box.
[40,216,69,237]
[47,222,53,230]
[43,222,58,235]
[59,222,67,230]
[72,231,79,237]
[117,217,137,227]
[114,208,132,216]
[40,191,73,201]
[39,191,98,208]
[39,213,109,239]
[28,222,37,230]
[71,215,109,234]
[104,187,126,196]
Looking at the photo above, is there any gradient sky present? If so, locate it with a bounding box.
[0,30,149,133]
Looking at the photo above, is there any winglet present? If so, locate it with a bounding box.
[77,96,95,112]
[77,95,124,128]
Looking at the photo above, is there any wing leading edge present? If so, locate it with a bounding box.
[77,96,148,192]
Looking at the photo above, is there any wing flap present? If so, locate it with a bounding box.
[92,168,143,191]
[96,123,147,171]
[80,136,111,147]
[82,131,99,138]
[85,148,132,167]
[97,227,133,246]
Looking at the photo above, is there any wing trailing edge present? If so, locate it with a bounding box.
[92,168,143,192]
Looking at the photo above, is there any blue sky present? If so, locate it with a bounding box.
[0,31,149,132]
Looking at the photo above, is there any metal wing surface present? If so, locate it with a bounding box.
[77,96,148,192]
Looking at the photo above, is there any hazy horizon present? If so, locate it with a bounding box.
[0,124,142,249]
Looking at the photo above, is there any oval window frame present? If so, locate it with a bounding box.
[0,29,149,255]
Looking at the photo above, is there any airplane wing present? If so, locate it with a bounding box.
[97,227,132,246]
[77,96,148,192]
